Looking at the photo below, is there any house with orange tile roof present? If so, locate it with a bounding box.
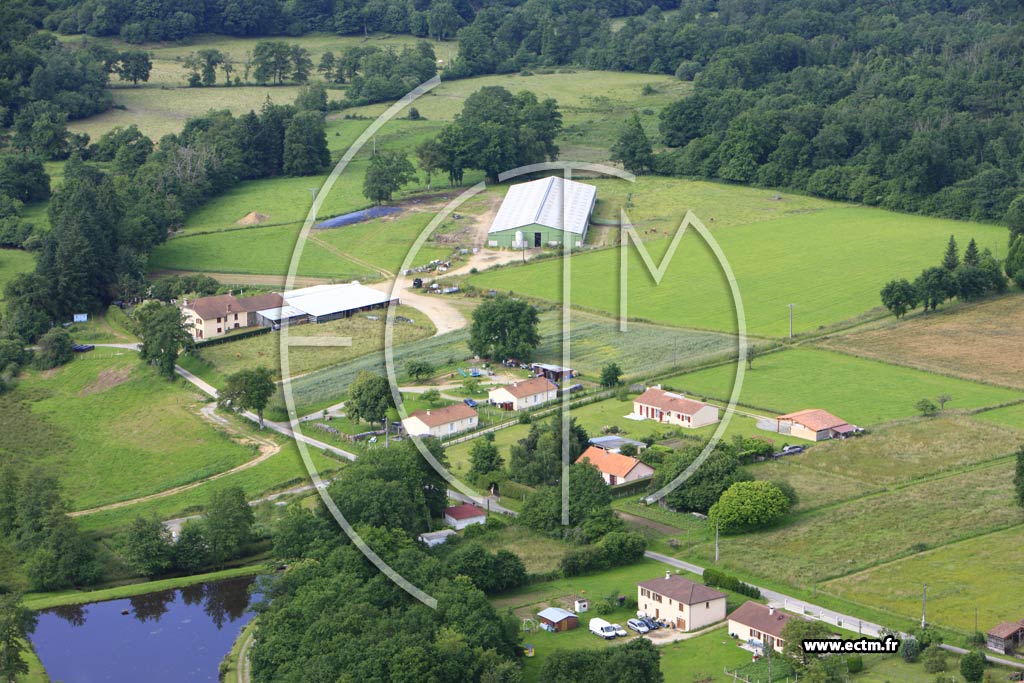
[402,403,478,438]
[632,387,719,428]
[776,409,860,441]
[575,445,654,486]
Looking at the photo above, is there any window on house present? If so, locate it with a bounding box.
[705,602,710,608]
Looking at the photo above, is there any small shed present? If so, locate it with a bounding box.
[417,529,457,548]
[986,621,1024,654]
[531,363,574,382]
[537,607,578,632]
[443,503,487,530]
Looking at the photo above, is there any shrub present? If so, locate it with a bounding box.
[959,650,985,683]
[846,655,864,674]
[901,637,921,663]
[922,646,948,673]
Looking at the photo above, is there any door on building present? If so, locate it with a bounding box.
[676,617,686,630]
[534,232,542,247]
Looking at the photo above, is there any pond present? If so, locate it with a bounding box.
[30,576,260,683]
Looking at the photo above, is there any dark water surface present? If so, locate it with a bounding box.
[30,576,259,683]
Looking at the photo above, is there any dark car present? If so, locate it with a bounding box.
[72,344,95,352]
[463,398,478,408]
[412,278,423,288]
[640,616,659,630]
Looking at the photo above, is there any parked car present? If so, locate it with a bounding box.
[72,344,95,353]
[589,618,618,639]
[412,278,423,288]
[626,619,649,634]
[774,444,805,457]
[611,623,628,637]
[463,398,478,408]
[640,616,659,630]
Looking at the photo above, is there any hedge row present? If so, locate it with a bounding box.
[703,568,761,599]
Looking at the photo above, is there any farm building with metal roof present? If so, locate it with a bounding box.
[487,176,597,249]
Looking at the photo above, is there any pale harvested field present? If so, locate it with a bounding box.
[820,294,1024,390]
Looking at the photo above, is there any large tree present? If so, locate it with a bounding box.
[468,296,540,362]
[0,594,38,683]
[282,110,330,176]
[220,366,277,427]
[709,481,791,534]
[880,278,918,319]
[611,113,655,175]
[120,517,174,577]
[203,486,255,567]
[509,416,589,487]
[362,150,416,204]
[346,371,394,428]
[135,301,193,379]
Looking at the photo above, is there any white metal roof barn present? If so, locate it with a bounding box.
[256,282,398,325]
[487,176,597,249]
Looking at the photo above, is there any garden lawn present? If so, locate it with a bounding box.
[475,525,569,574]
[658,627,756,683]
[468,206,1009,337]
[663,348,1021,425]
[824,524,1024,633]
[820,293,1024,391]
[0,352,259,511]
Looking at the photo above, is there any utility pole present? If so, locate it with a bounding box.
[788,303,795,338]
[921,583,928,629]
[714,519,720,563]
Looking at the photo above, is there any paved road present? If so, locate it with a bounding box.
[643,551,1024,669]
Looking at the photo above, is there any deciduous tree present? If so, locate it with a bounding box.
[468,296,540,362]
[362,150,416,204]
[709,480,791,533]
[880,278,918,319]
[220,366,276,427]
[346,371,394,428]
[136,302,193,379]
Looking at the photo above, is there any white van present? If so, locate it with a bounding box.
[589,617,618,639]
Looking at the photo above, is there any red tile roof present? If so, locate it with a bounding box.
[637,575,728,605]
[496,377,557,399]
[777,409,850,432]
[988,621,1024,639]
[576,446,646,479]
[407,403,478,427]
[728,601,799,639]
[635,387,710,416]
[445,503,486,520]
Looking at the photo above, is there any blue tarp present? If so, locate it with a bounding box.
[315,205,402,229]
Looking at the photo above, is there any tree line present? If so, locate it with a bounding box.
[880,235,1008,319]
[1,94,330,362]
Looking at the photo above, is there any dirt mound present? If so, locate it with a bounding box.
[79,366,132,396]
[237,211,269,226]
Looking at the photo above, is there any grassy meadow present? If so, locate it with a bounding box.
[663,347,1021,424]
[469,206,1010,337]
[973,403,1024,431]
[821,293,1024,390]
[823,524,1024,633]
[0,352,258,511]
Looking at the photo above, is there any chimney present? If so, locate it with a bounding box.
[426,410,431,416]
[665,571,671,580]
[769,606,775,616]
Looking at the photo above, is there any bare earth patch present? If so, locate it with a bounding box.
[820,294,1024,389]
[79,366,133,396]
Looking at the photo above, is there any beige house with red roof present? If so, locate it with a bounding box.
[776,409,860,441]
[444,503,487,530]
[402,403,479,438]
[181,292,284,340]
[637,572,728,631]
[633,387,720,428]
[728,601,799,654]
[488,377,558,411]
[576,446,653,486]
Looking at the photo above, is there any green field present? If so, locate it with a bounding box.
[664,348,1021,425]
[184,304,434,385]
[972,403,1024,432]
[0,352,259,511]
[824,523,1024,633]
[469,206,1010,337]
[747,415,1021,511]
[689,461,1024,587]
